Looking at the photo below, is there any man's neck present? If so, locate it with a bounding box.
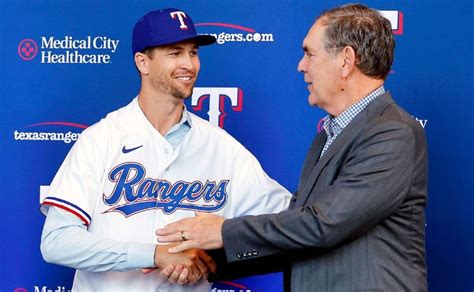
[137,90,184,136]
[330,78,384,117]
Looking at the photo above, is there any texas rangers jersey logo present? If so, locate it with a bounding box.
[102,162,228,216]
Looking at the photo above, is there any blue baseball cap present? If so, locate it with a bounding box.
[132,8,216,55]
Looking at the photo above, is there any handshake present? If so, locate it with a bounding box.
[145,212,226,285]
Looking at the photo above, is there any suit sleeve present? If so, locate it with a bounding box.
[222,120,417,262]
[208,249,290,282]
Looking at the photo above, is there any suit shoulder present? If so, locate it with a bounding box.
[363,99,427,152]
[373,99,424,134]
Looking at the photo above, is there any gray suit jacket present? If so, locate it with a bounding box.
[221,92,428,291]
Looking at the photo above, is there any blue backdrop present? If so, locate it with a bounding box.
[1,0,473,291]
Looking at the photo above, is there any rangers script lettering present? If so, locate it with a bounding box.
[103,162,229,216]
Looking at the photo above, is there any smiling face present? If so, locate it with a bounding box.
[144,40,200,100]
[297,19,344,112]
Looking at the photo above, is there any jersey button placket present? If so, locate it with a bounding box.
[165,146,180,172]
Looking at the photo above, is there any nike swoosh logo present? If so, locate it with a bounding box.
[122,145,143,154]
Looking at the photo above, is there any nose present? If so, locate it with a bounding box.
[297,55,307,73]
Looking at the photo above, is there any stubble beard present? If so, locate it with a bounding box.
[170,84,193,100]
[153,73,195,100]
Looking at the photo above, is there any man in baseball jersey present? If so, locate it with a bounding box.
[40,8,291,291]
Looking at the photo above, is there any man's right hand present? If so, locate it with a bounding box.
[154,243,216,285]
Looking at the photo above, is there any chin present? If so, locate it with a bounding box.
[182,86,195,98]
[183,89,194,99]
[308,95,319,106]
[172,87,193,100]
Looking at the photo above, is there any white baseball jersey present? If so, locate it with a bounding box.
[40,98,291,291]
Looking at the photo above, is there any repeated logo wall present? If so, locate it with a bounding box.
[1,1,472,291]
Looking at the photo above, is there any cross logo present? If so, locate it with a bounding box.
[18,39,38,61]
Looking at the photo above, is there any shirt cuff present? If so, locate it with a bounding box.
[126,242,156,269]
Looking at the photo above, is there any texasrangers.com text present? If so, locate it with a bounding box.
[203,32,274,44]
[14,130,80,144]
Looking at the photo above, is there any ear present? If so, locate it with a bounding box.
[135,52,149,76]
[340,46,356,78]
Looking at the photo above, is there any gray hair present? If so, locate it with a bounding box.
[319,3,395,80]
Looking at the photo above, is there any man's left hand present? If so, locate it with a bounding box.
[157,212,225,253]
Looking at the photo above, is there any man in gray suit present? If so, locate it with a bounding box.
[157,4,428,291]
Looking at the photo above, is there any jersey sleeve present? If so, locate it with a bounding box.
[226,148,292,217]
[41,206,155,271]
[40,127,104,226]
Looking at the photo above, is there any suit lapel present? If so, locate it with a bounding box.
[295,92,395,207]
[298,132,327,191]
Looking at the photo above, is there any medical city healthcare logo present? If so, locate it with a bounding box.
[17,36,119,64]
[18,39,39,60]
[13,121,87,144]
